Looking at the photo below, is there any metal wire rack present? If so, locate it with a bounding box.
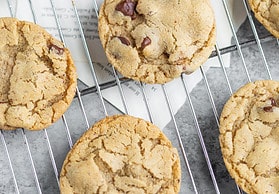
[1,0,278,193]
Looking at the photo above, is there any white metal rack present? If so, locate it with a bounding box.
[0,0,278,193]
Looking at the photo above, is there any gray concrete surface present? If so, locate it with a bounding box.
[1,12,279,194]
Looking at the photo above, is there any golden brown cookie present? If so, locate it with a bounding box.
[60,115,181,193]
[248,0,279,38]
[0,17,77,130]
[98,0,216,84]
[219,80,279,194]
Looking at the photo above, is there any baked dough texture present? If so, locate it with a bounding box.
[0,17,77,130]
[248,0,279,38]
[219,80,279,194]
[98,0,216,84]
[60,115,181,193]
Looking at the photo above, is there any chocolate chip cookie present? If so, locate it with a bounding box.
[60,115,181,193]
[219,80,279,194]
[98,0,216,84]
[248,0,279,38]
[0,17,77,130]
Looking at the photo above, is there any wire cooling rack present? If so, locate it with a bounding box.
[1,0,279,193]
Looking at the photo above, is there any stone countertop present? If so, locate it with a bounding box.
[1,11,279,194]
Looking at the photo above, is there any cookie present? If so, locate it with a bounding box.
[219,80,279,194]
[60,115,181,193]
[98,0,216,84]
[0,17,77,130]
[248,0,279,38]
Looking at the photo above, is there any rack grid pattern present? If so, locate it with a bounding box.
[0,0,278,193]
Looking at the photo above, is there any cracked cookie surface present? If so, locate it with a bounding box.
[219,80,279,194]
[98,0,216,84]
[60,115,181,194]
[0,17,77,130]
[248,0,279,38]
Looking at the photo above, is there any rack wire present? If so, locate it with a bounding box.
[0,0,278,193]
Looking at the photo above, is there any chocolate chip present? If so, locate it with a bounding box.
[263,106,273,112]
[270,98,277,106]
[118,36,130,46]
[116,0,137,19]
[141,37,151,50]
[49,44,64,55]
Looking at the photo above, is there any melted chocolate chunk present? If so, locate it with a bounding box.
[116,0,137,19]
[263,106,273,112]
[141,37,151,50]
[49,44,64,55]
[270,98,277,106]
[118,36,130,46]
